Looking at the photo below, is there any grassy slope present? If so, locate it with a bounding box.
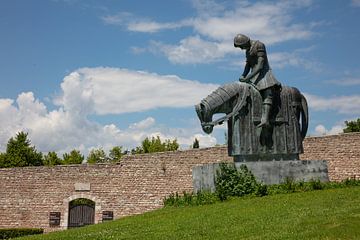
[21,187,360,240]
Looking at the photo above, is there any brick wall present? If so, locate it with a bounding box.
[0,133,359,232]
[300,132,360,181]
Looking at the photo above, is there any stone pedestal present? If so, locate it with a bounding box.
[192,160,328,193]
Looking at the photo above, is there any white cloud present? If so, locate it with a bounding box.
[0,68,219,155]
[150,36,232,64]
[0,92,216,155]
[129,117,155,130]
[55,67,218,115]
[314,124,343,136]
[268,48,322,72]
[305,93,360,114]
[107,1,316,65]
[102,12,192,33]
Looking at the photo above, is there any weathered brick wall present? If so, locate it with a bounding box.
[300,132,360,181]
[0,147,231,232]
[0,133,358,232]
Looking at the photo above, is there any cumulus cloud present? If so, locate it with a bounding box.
[150,37,232,64]
[305,93,360,114]
[103,1,317,64]
[0,68,219,155]
[314,124,344,136]
[55,67,218,115]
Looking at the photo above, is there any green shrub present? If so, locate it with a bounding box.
[163,172,360,208]
[163,191,219,207]
[0,228,43,239]
[255,183,268,197]
[215,163,260,200]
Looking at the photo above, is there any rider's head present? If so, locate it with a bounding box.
[234,34,250,50]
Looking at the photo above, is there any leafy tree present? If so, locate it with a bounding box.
[62,149,84,165]
[0,131,43,168]
[343,118,360,133]
[0,153,6,168]
[163,138,179,152]
[109,146,124,162]
[43,151,62,166]
[132,136,179,154]
[192,138,200,149]
[87,148,108,164]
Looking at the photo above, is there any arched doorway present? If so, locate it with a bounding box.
[68,198,95,228]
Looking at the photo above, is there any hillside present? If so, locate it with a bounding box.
[21,187,360,240]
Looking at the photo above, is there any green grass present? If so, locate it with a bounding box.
[20,187,360,240]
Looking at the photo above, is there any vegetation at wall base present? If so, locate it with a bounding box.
[163,163,360,207]
[18,187,360,240]
[0,228,43,239]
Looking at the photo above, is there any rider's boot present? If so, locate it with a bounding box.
[257,103,271,128]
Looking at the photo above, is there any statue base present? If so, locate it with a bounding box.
[192,160,328,193]
[234,154,299,162]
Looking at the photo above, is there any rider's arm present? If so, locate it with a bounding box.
[242,61,251,77]
[243,56,264,81]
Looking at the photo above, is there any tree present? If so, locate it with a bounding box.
[63,150,84,165]
[0,131,43,168]
[192,138,200,149]
[87,148,108,164]
[109,146,124,162]
[43,151,62,166]
[343,118,360,133]
[132,136,179,154]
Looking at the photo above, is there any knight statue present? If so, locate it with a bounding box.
[234,33,281,128]
[195,34,309,162]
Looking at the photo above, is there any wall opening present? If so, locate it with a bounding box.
[68,198,95,228]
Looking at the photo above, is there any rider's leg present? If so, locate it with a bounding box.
[257,88,273,128]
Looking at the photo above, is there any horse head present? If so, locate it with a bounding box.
[195,82,250,135]
[195,101,214,134]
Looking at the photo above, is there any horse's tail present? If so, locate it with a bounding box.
[300,94,308,139]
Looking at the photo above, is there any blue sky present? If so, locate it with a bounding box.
[0,0,359,155]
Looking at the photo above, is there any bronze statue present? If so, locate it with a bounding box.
[195,34,308,161]
[234,34,281,128]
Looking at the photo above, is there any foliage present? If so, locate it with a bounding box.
[192,138,199,149]
[215,163,260,200]
[19,187,360,240]
[43,152,62,166]
[109,146,124,162]
[132,136,179,154]
[62,150,84,165]
[0,132,43,168]
[69,198,95,208]
[163,191,218,207]
[87,148,108,164]
[343,118,360,133]
[0,228,43,239]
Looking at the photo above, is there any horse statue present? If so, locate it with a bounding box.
[195,82,308,161]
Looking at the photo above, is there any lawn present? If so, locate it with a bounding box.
[20,187,360,240]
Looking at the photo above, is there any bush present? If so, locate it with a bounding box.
[0,228,43,239]
[163,173,360,208]
[215,163,261,200]
[163,191,219,207]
